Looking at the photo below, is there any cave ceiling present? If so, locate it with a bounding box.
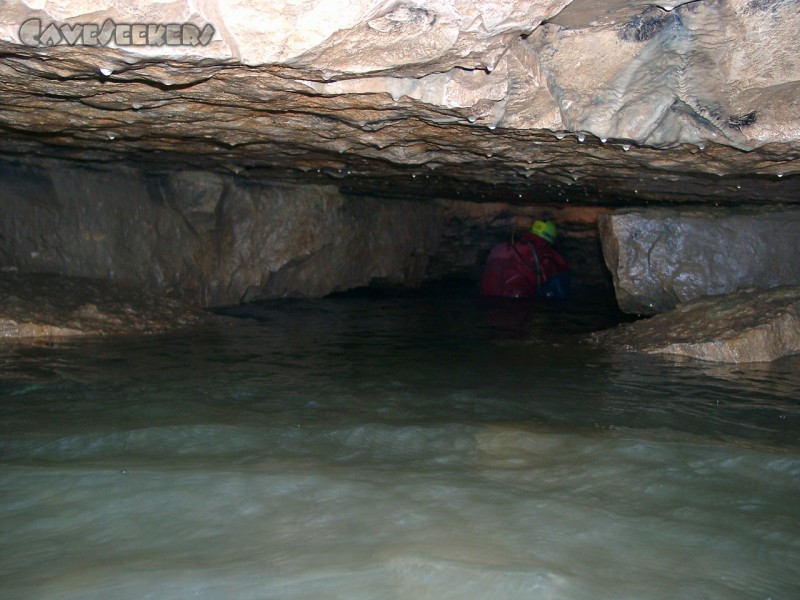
[0,0,798,205]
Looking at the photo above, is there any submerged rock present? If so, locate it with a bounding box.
[0,272,206,339]
[593,286,800,363]
[599,208,800,315]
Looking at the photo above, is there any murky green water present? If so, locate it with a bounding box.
[1,285,798,599]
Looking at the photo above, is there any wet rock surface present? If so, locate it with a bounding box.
[599,207,800,315]
[593,286,800,363]
[0,160,445,306]
[0,0,798,204]
[0,272,206,339]
[0,158,609,305]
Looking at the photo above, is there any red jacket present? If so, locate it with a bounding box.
[480,233,569,298]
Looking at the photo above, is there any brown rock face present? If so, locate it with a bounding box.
[593,286,800,363]
[0,0,798,204]
[599,208,800,315]
[0,158,609,306]
[0,273,205,338]
[0,160,444,306]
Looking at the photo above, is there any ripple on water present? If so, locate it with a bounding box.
[1,288,799,599]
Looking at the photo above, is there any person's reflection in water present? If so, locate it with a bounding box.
[480,297,540,339]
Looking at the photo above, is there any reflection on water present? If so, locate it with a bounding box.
[1,285,799,599]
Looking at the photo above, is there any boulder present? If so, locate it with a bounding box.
[593,286,800,363]
[599,208,800,315]
[0,272,206,338]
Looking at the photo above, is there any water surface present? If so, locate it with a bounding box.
[2,286,798,599]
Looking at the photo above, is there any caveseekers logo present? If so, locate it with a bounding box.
[19,18,215,47]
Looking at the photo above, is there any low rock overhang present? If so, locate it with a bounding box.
[0,0,798,205]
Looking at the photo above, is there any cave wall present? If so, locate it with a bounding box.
[599,207,800,314]
[0,158,610,306]
[0,159,443,306]
[0,1,796,345]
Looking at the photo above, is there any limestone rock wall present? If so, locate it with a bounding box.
[0,1,798,205]
[599,208,800,314]
[0,160,443,307]
[3,0,796,149]
[594,286,800,363]
[0,157,610,305]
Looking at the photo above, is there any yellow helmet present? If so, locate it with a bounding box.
[531,220,557,244]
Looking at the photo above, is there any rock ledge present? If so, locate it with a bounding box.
[593,286,800,363]
[0,272,207,339]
